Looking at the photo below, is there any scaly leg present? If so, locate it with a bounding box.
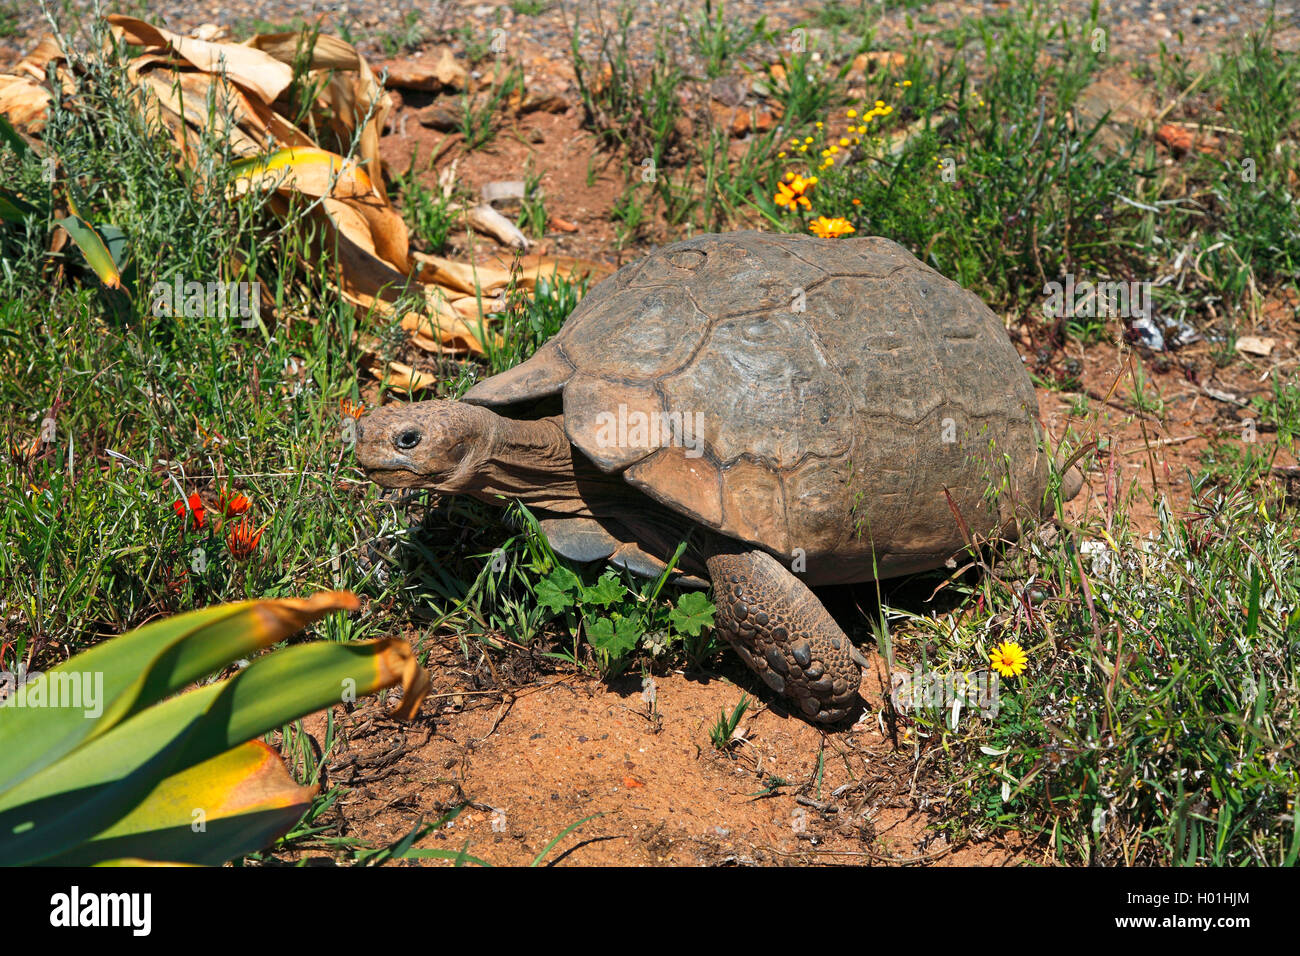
[706,550,867,723]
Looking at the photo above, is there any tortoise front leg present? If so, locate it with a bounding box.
[706,550,866,724]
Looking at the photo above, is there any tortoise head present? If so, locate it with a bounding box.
[356,401,497,490]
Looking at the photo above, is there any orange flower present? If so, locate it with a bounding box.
[809,216,856,238]
[226,516,265,561]
[774,172,816,211]
[340,398,365,419]
[172,492,205,531]
[218,488,250,518]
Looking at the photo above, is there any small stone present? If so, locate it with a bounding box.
[418,103,460,132]
[1235,336,1275,357]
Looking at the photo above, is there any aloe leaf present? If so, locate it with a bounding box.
[0,637,417,865]
[0,592,359,797]
[56,213,122,288]
[43,741,316,866]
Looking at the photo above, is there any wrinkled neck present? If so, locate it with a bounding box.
[466,415,620,513]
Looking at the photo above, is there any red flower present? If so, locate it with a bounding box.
[164,567,189,595]
[172,492,206,531]
[226,516,265,561]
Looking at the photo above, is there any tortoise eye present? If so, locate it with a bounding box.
[394,428,422,451]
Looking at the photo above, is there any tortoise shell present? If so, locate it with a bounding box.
[464,231,1049,584]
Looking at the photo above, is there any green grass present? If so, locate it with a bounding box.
[1171,23,1300,308]
[568,2,688,166]
[751,4,1300,344]
[458,64,525,151]
[0,2,20,40]
[887,478,1300,865]
[378,10,427,58]
[688,1,770,79]
[510,0,552,15]
[392,150,458,254]
[709,694,751,751]
[774,4,1154,312]
[1,30,387,660]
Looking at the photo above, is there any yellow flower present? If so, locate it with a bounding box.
[815,121,824,128]
[875,99,885,108]
[846,109,857,118]
[809,216,855,238]
[989,641,1028,678]
[839,137,850,146]
[777,151,786,157]
[798,145,808,152]
[903,80,912,87]
[804,136,814,143]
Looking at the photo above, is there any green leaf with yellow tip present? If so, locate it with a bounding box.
[228,146,374,199]
[0,636,423,866]
[56,213,122,289]
[46,741,316,866]
[0,591,360,797]
[0,594,429,867]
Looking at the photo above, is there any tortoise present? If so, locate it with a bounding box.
[357,231,1080,723]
